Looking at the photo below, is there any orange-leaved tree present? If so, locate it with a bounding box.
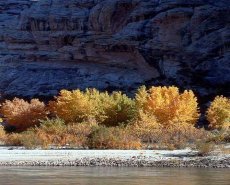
[0,98,47,131]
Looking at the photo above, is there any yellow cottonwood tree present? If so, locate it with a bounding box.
[49,89,97,123]
[49,89,135,126]
[135,86,200,127]
[207,96,230,130]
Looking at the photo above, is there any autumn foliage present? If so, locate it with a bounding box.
[0,98,47,131]
[0,86,228,149]
[48,90,95,123]
[49,89,135,126]
[135,86,200,127]
[207,96,230,130]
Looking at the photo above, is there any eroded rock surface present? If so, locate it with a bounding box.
[0,0,229,99]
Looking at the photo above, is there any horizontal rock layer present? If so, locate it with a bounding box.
[0,0,229,99]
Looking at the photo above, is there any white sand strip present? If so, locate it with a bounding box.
[0,147,229,167]
[0,148,195,161]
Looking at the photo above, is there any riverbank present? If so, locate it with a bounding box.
[0,148,229,168]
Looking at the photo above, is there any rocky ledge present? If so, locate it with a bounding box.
[0,0,229,99]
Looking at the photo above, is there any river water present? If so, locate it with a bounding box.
[0,167,229,185]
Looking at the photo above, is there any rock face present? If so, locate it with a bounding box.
[0,0,229,99]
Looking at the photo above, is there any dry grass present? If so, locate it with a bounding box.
[88,126,141,149]
[219,147,230,155]
[128,113,210,150]
[195,141,215,156]
[4,133,23,146]
[32,118,98,149]
[0,125,6,142]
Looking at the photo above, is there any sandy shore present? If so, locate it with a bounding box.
[0,147,229,168]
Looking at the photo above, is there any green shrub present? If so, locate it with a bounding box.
[96,91,136,126]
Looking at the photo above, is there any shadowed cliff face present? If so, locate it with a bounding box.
[0,0,229,99]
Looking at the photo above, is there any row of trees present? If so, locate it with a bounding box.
[0,86,229,149]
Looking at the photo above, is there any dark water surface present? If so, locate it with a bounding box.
[0,167,229,185]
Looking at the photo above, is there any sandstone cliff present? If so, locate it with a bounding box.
[0,0,229,100]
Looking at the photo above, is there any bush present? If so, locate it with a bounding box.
[159,125,209,150]
[36,118,68,148]
[19,130,43,149]
[5,133,23,146]
[207,129,230,143]
[95,91,135,126]
[49,89,136,126]
[0,98,47,131]
[135,86,200,127]
[33,118,97,149]
[196,141,215,156]
[4,118,98,149]
[49,90,97,123]
[5,130,47,148]
[66,121,98,148]
[128,110,162,146]
[88,126,141,149]
[206,96,230,130]
[0,126,6,142]
[129,119,208,150]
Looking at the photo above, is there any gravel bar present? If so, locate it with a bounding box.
[0,148,229,168]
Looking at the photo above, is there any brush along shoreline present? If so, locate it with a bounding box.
[0,148,229,168]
